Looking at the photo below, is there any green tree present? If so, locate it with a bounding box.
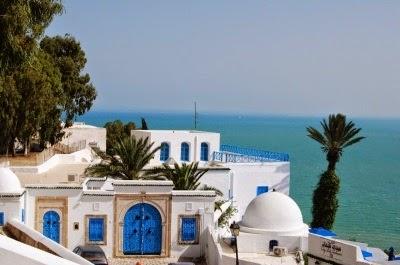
[148,162,208,190]
[40,35,97,126]
[0,0,63,71]
[14,51,62,154]
[85,136,160,180]
[307,114,365,229]
[104,120,136,155]
[141,117,149,130]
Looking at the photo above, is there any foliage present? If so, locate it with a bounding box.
[141,117,149,130]
[147,162,208,190]
[310,171,339,229]
[85,136,160,180]
[215,199,237,228]
[40,35,97,126]
[0,2,96,155]
[104,120,136,155]
[0,0,63,71]
[307,114,365,171]
[307,114,364,229]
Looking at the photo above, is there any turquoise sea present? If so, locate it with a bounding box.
[78,111,400,251]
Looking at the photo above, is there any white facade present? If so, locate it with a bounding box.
[132,129,290,220]
[62,122,106,152]
[132,130,220,166]
[0,166,216,260]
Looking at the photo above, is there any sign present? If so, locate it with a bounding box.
[321,239,343,260]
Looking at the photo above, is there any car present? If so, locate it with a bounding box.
[73,245,108,265]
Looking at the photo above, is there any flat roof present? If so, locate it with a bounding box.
[133,129,219,134]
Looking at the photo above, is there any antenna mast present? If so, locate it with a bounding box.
[194,101,197,129]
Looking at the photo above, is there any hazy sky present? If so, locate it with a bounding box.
[46,1,400,117]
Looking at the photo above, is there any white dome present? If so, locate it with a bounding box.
[0,166,22,193]
[241,192,306,234]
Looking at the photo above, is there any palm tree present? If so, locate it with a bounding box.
[147,162,208,190]
[307,113,365,229]
[85,136,160,180]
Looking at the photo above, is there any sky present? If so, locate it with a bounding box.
[46,1,400,117]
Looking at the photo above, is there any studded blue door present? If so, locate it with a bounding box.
[123,203,162,255]
[43,211,60,243]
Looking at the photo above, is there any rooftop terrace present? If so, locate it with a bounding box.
[213,144,289,163]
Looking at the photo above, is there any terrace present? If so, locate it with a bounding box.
[212,144,289,163]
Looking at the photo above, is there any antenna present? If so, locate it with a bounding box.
[194,101,197,129]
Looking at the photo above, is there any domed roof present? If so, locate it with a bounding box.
[241,192,305,232]
[0,165,22,193]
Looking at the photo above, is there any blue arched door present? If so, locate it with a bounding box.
[43,211,60,243]
[123,203,162,255]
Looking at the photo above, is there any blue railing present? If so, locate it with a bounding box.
[212,144,289,163]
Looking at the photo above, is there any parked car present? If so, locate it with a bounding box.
[73,245,108,265]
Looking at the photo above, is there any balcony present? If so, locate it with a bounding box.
[212,144,289,163]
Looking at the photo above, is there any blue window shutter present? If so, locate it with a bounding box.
[200,143,209,161]
[257,186,268,195]
[160,143,170,161]
[181,217,197,241]
[0,212,4,226]
[181,143,189,161]
[89,218,104,242]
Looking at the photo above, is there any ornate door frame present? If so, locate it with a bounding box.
[35,197,68,247]
[114,194,171,258]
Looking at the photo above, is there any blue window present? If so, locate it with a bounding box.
[88,217,105,243]
[200,142,209,161]
[181,143,189,161]
[160,142,170,161]
[257,186,269,195]
[0,212,4,226]
[180,216,198,244]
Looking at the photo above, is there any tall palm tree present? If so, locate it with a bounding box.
[147,162,208,190]
[307,113,365,229]
[85,136,160,180]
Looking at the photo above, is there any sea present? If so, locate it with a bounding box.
[77,111,400,251]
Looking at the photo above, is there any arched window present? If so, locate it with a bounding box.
[160,142,170,161]
[200,142,209,161]
[181,143,190,161]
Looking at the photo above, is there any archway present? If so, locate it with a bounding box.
[123,203,162,255]
[43,210,60,243]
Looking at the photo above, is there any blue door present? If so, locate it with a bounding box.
[43,211,60,243]
[123,203,162,255]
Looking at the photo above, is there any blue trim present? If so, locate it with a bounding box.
[362,250,372,259]
[200,143,209,161]
[256,186,268,195]
[43,211,60,243]
[309,227,337,237]
[0,212,4,226]
[160,142,170,161]
[181,143,189,161]
[181,217,197,242]
[89,217,104,242]
[214,145,289,162]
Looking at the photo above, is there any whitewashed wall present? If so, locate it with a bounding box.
[70,194,114,256]
[131,130,220,167]
[228,162,290,220]
[0,197,24,224]
[170,191,215,258]
[62,126,106,152]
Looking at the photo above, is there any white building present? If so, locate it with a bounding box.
[132,130,290,219]
[0,164,215,260]
[61,122,107,152]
